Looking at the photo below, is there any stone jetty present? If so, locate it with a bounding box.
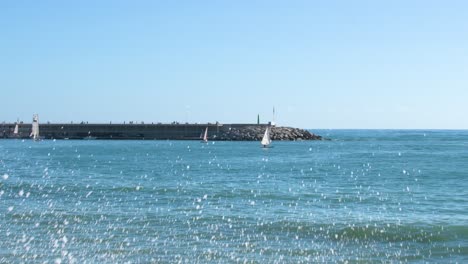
[216,126,322,141]
[0,122,322,141]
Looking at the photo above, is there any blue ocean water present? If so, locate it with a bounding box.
[1,130,467,263]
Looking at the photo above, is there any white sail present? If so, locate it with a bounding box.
[31,114,40,140]
[203,127,208,142]
[261,127,271,146]
[13,124,19,134]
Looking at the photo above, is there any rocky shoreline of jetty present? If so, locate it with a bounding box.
[216,126,322,141]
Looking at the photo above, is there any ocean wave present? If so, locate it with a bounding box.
[253,219,467,244]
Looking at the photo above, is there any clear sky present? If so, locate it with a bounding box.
[1,1,467,129]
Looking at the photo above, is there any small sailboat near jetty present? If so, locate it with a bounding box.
[30,114,41,141]
[12,122,19,138]
[261,126,272,148]
[84,131,97,140]
[201,127,208,143]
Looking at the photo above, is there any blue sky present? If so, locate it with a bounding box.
[1,1,467,128]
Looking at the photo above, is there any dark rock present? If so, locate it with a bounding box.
[216,126,323,141]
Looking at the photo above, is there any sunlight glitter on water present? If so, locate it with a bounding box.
[1,130,468,262]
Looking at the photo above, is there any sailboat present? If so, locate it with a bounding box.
[30,114,40,141]
[261,126,272,148]
[84,131,97,140]
[13,123,19,136]
[201,127,208,143]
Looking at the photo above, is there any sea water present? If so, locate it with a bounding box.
[0,130,467,263]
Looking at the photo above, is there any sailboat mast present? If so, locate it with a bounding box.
[272,107,276,126]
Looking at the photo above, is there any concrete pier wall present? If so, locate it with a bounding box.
[0,123,268,140]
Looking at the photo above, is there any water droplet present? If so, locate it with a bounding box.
[2,174,8,180]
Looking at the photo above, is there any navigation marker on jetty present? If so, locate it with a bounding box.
[272,107,276,127]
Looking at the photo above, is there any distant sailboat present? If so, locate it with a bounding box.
[30,114,40,141]
[84,131,97,140]
[202,127,208,143]
[13,123,19,135]
[261,126,271,148]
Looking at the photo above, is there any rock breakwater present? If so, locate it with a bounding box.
[217,126,322,141]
